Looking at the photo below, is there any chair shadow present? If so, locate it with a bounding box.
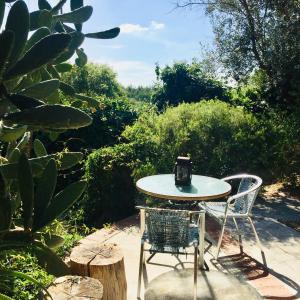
[210,252,300,300]
[142,253,194,289]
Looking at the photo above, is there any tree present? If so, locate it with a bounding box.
[126,85,154,102]
[152,61,228,110]
[62,63,124,98]
[176,0,300,108]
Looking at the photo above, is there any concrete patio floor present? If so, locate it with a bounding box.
[77,209,300,300]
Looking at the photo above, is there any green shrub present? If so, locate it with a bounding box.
[84,143,137,225]
[0,249,54,300]
[124,100,296,179]
[84,100,298,224]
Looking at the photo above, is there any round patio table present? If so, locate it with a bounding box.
[136,174,231,201]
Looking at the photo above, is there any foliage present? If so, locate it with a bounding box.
[126,85,154,102]
[0,249,54,300]
[0,0,120,289]
[229,70,271,113]
[62,63,124,98]
[84,143,137,225]
[176,0,300,108]
[42,217,92,258]
[152,61,228,110]
[83,100,298,224]
[47,96,150,153]
[124,100,297,180]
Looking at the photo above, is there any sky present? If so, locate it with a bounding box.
[10,1,215,87]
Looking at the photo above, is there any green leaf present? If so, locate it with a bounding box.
[18,153,34,230]
[75,93,99,108]
[33,240,70,276]
[37,180,86,230]
[33,139,47,157]
[16,131,30,150]
[0,160,43,180]
[51,0,67,14]
[55,63,72,73]
[71,0,83,11]
[8,147,21,163]
[54,20,66,33]
[40,67,52,80]
[75,48,87,67]
[0,293,13,300]
[54,48,75,65]
[29,9,52,31]
[5,0,29,66]
[85,27,120,39]
[0,240,70,277]
[71,0,83,31]
[59,81,75,96]
[45,89,60,104]
[33,159,57,231]
[68,31,85,51]
[0,31,15,79]
[38,0,52,10]
[19,79,60,99]
[7,93,45,110]
[53,6,93,24]
[0,124,27,142]
[0,0,5,30]
[0,152,82,179]
[35,233,64,250]
[4,33,71,80]
[3,104,92,129]
[25,27,50,52]
[57,151,83,170]
[46,65,61,79]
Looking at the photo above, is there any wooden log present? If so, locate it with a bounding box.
[46,275,103,300]
[70,243,127,300]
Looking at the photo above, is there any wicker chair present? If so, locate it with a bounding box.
[136,206,204,300]
[199,174,266,265]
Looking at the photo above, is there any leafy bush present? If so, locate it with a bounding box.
[125,100,297,179]
[84,100,298,224]
[0,249,54,300]
[60,97,150,151]
[84,143,137,225]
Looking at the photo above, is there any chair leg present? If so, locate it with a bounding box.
[146,252,156,263]
[137,242,144,299]
[198,211,205,269]
[194,246,198,300]
[247,217,267,267]
[216,216,227,259]
[233,217,243,253]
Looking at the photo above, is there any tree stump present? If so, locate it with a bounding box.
[46,275,103,299]
[70,243,127,300]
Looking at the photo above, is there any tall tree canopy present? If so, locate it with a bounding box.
[177,0,300,108]
[62,63,124,98]
[152,61,228,110]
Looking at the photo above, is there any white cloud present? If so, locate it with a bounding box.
[120,21,165,35]
[151,21,165,30]
[94,59,156,87]
[120,23,149,34]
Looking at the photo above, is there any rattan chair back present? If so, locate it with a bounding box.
[145,208,191,251]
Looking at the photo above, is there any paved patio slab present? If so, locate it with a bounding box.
[77,214,300,300]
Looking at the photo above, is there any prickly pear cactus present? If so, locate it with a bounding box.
[0,0,120,277]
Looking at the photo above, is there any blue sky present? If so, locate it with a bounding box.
[24,1,214,86]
